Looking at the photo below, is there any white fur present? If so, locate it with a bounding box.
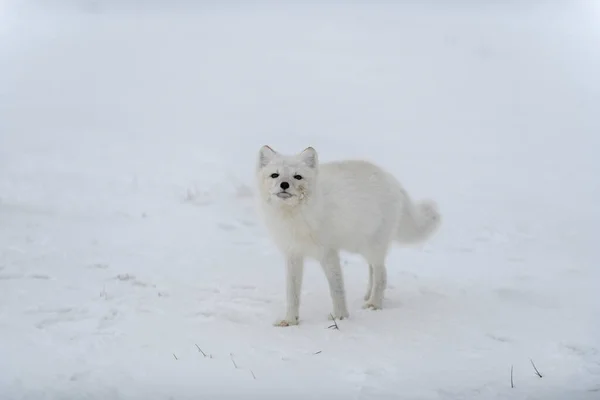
[256,145,441,326]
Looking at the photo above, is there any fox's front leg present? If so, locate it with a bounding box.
[320,250,349,320]
[274,254,304,327]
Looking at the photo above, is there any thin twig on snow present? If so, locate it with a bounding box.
[530,359,543,378]
[327,314,340,330]
[510,365,514,388]
[195,344,207,357]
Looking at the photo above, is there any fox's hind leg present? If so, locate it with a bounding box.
[363,263,387,309]
[362,215,394,309]
[362,244,389,309]
[364,264,374,301]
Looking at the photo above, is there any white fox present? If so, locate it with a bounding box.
[256,146,440,326]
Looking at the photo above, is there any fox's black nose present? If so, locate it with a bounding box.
[280,181,290,190]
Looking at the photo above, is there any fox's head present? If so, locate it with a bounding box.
[256,145,318,207]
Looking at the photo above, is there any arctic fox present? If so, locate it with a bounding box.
[256,146,440,327]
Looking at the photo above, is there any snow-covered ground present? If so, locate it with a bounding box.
[1,1,599,399]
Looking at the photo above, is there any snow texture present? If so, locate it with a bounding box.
[1,1,599,399]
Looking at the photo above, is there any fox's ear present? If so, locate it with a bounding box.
[258,145,277,169]
[299,147,318,168]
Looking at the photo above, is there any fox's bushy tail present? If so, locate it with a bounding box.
[395,198,441,245]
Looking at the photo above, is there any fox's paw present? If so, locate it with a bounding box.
[362,302,382,310]
[328,311,349,321]
[273,316,299,327]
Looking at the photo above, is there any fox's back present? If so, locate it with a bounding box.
[317,160,406,253]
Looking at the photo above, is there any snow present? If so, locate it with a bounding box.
[1,1,600,399]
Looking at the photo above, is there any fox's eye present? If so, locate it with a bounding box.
[293,175,303,180]
[270,173,279,179]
